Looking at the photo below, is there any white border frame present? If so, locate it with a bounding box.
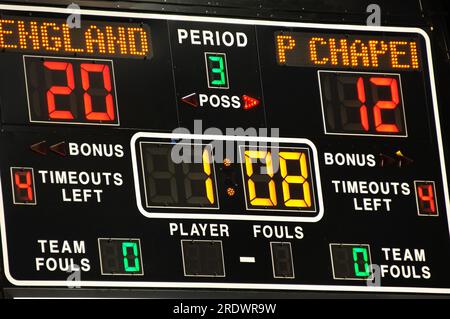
[10,167,37,206]
[138,141,220,210]
[414,180,439,217]
[239,145,318,214]
[97,238,144,276]
[131,132,324,222]
[0,5,449,294]
[270,242,295,279]
[23,55,120,127]
[318,70,407,138]
[329,243,374,281]
[181,240,226,278]
[204,52,230,90]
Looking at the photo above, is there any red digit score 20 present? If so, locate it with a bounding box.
[24,56,119,125]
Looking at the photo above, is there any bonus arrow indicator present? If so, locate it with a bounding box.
[242,95,260,110]
[50,142,67,157]
[395,150,414,168]
[379,153,395,167]
[181,93,199,107]
[30,141,48,155]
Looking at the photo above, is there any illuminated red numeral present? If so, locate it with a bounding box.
[356,77,370,132]
[11,168,36,205]
[416,182,437,216]
[44,61,75,120]
[370,77,400,133]
[324,73,404,135]
[15,171,33,201]
[39,59,116,123]
[80,63,115,121]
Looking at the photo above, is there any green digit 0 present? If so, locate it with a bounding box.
[352,247,370,277]
[122,242,140,273]
[208,55,227,86]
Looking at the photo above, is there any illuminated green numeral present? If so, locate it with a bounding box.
[206,53,228,88]
[122,242,140,272]
[352,247,370,277]
[209,56,225,85]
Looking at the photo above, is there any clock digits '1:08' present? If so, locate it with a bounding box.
[24,56,119,125]
[140,143,218,209]
[242,147,316,212]
[137,142,318,213]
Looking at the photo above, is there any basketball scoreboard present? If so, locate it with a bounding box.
[0,4,449,295]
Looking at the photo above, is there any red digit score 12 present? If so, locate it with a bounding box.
[320,72,407,136]
[24,56,119,126]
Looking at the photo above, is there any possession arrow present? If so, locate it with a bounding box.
[242,95,260,110]
[181,93,199,107]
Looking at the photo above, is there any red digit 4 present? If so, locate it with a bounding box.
[417,184,436,214]
[14,170,34,202]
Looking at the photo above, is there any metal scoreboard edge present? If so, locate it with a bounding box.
[0,4,448,294]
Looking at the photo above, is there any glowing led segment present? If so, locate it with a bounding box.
[320,71,406,136]
[44,61,75,120]
[330,244,373,280]
[80,63,115,121]
[202,147,215,205]
[0,17,151,58]
[133,135,321,219]
[276,32,421,71]
[276,35,296,64]
[279,152,312,208]
[24,56,119,126]
[369,40,389,68]
[370,77,400,133]
[205,52,229,89]
[415,181,438,216]
[241,147,317,212]
[329,38,350,66]
[122,242,141,272]
[140,142,219,209]
[309,37,328,65]
[98,239,144,276]
[244,150,277,207]
[352,247,371,277]
[350,40,371,67]
[11,167,36,205]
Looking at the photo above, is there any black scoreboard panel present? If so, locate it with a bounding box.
[0,4,449,295]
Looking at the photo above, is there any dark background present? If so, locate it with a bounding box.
[0,0,449,299]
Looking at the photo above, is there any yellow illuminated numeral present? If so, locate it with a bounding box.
[279,152,312,208]
[202,147,215,205]
[245,150,277,207]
